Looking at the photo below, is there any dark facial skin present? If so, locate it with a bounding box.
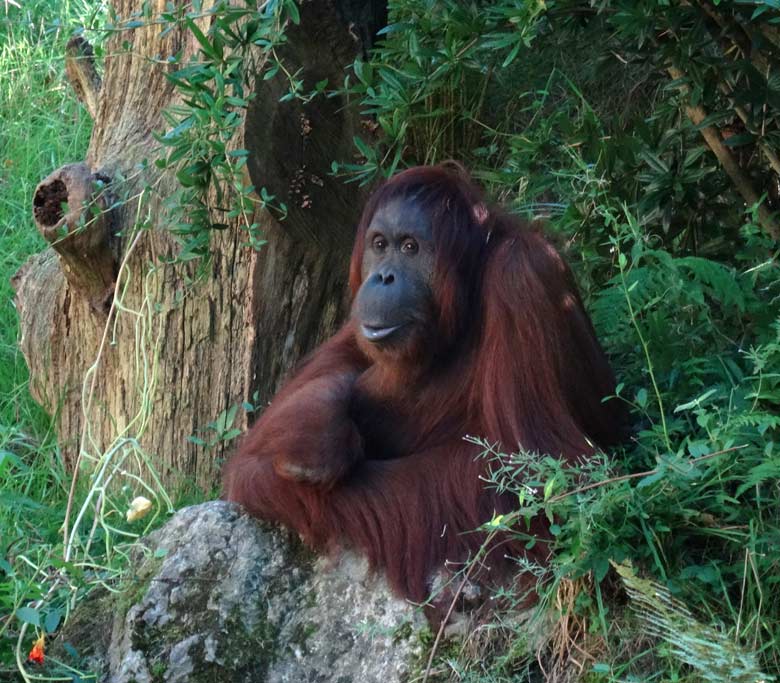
[353,197,436,352]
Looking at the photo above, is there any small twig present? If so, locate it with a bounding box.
[421,529,498,683]
[548,444,747,503]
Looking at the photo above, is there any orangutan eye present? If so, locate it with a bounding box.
[372,235,387,251]
[401,238,418,254]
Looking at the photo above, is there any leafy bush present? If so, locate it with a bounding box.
[342,0,780,680]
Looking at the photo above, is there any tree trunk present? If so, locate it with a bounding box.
[12,0,385,490]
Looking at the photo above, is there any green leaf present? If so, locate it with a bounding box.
[225,404,238,429]
[285,0,300,25]
[16,607,41,627]
[44,608,63,634]
[636,470,665,489]
[543,477,555,501]
[593,556,610,582]
[674,389,717,413]
[488,513,505,528]
[186,17,219,60]
[0,449,24,474]
[723,132,755,148]
[353,136,374,160]
[501,40,521,68]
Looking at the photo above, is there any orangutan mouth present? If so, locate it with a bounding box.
[360,323,406,342]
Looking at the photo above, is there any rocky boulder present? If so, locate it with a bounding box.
[59,501,428,682]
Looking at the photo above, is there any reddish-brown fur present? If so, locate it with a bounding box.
[223,165,626,602]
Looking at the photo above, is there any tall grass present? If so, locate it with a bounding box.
[0,0,94,426]
[0,0,94,673]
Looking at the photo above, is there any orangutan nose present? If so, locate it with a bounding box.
[373,270,395,286]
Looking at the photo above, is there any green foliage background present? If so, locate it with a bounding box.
[348,1,779,680]
[1,0,779,680]
[0,0,93,677]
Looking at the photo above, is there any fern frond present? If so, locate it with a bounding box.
[614,563,773,683]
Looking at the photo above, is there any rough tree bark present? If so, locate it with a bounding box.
[12,0,386,489]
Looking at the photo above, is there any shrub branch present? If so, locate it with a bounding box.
[667,64,779,240]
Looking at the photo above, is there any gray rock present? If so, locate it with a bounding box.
[61,501,428,683]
